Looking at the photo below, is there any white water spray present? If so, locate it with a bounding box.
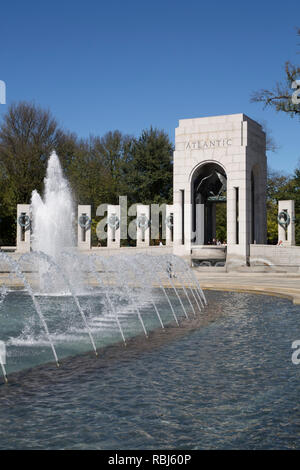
[31,151,77,292]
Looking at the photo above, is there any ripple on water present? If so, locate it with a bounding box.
[0,291,300,449]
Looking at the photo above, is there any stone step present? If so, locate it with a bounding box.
[192,266,226,272]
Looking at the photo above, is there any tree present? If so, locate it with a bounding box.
[0,101,175,247]
[66,136,113,212]
[0,101,77,204]
[266,169,291,244]
[281,168,300,245]
[0,102,77,244]
[251,28,300,119]
[251,28,300,245]
[89,131,134,203]
[266,168,300,245]
[126,127,173,205]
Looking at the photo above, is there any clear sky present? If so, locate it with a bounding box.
[0,0,299,173]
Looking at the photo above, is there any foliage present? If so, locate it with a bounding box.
[250,27,300,243]
[3,102,300,248]
[0,101,76,212]
[251,28,300,119]
[215,202,226,243]
[0,103,174,246]
[266,168,300,244]
[126,127,173,206]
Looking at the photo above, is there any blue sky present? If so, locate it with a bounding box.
[0,0,299,173]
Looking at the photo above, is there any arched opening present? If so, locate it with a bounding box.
[191,162,227,245]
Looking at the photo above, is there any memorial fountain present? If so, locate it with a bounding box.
[0,152,206,383]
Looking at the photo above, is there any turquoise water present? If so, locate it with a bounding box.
[0,288,187,374]
[0,290,299,449]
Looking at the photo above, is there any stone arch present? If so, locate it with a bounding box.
[188,159,227,184]
[190,161,227,245]
[173,114,267,265]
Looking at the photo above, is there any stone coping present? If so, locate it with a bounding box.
[2,270,300,305]
[194,271,300,305]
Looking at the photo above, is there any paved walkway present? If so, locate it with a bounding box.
[195,270,300,304]
[2,269,300,305]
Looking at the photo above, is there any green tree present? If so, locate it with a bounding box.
[251,28,300,245]
[281,169,300,245]
[266,168,300,245]
[0,102,175,247]
[66,137,113,212]
[0,101,77,245]
[266,170,290,244]
[89,131,134,203]
[127,127,173,205]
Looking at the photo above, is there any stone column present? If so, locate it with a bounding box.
[195,202,204,245]
[16,204,31,253]
[173,190,182,247]
[166,204,174,246]
[78,205,91,250]
[227,186,237,245]
[107,205,121,248]
[238,182,248,248]
[136,205,150,247]
[278,200,295,246]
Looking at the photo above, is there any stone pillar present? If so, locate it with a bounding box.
[173,190,183,247]
[78,205,91,250]
[16,204,31,253]
[195,202,204,245]
[166,204,174,246]
[278,200,295,246]
[107,205,121,248]
[227,186,237,245]
[136,205,150,247]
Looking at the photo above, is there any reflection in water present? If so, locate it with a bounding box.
[0,291,299,450]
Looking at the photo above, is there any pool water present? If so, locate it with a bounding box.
[0,290,299,449]
[0,287,203,374]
